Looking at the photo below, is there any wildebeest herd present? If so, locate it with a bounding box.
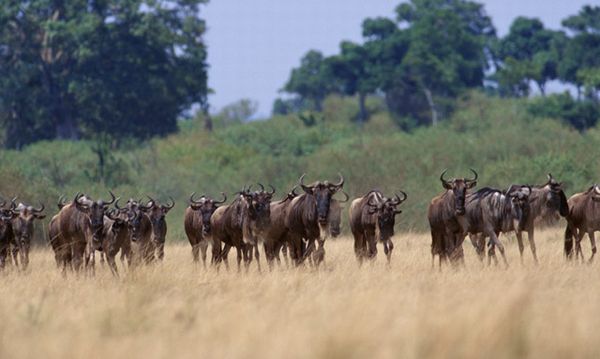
[0,171,598,275]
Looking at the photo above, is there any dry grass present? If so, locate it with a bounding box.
[1,228,599,359]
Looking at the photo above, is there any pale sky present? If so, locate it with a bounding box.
[202,0,592,117]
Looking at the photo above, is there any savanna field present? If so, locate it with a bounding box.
[1,228,599,359]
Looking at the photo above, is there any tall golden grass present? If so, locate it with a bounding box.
[1,228,599,359]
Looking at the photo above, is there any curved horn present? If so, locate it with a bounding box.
[104,191,116,205]
[190,192,205,204]
[10,196,17,210]
[440,169,450,185]
[337,190,350,203]
[298,173,310,192]
[392,191,407,205]
[468,168,478,182]
[332,173,344,188]
[74,192,84,204]
[57,195,67,209]
[524,185,532,196]
[367,195,379,208]
[33,202,45,213]
[146,195,157,207]
[594,184,600,195]
[106,209,120,221]
[164,196,175,209]
[215,192,227,204]
[290,185,299,197]
[115,198,124,211]
[257,183,265,192]
[267,184,276,195]
[547,173,554,181]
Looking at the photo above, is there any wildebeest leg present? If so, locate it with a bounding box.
[220,244,231,270]
[469,234,485,262]
[314,239,325,266]
[254,244,262,272]
[156,242,165,261]
[303,239,316,265]
[488,230,507,268]
[72,241,86,272]
[11,245,19,269]
[487,237,497,266]
[353,232,365,265]
[366,233,377,261]
[574,230,585,262]
[191,243,200,263]
[515,231,525,265]
[527,228,538,264]
[106,253,119,278]
[383,240,393,264]
[587,231,597,263]
[236,246,243,272]
[199,240,208,268]
[99,251,106,266]
[281,242,289,267]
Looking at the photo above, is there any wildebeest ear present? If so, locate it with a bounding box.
[442,181,453,190]
[34,214,46,219]
[466,181,477,189]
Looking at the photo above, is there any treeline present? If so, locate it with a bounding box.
[277,1,600,131]
[3,92,600,241]
[0,0,209,149]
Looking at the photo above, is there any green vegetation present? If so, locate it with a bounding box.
[3,92,600,241]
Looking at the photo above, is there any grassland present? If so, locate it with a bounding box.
[1,227,599,359]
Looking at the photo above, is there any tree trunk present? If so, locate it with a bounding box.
[537,82,546,97]
[358,92,367,126]
[203,114,213,132]
[423,87,438,126]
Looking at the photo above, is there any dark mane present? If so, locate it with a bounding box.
[470,187,502,200]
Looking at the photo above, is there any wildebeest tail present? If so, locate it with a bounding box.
[564,223,574,258]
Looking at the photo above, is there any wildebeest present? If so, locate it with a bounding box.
[116,199,154,266]
[101,209,131,276]
[427,169,478,267]
[349,190,407,264]
[10,202,46,270]
[285,173,344,266]
[0,203,18,270]
[564,184,600,262]
[184,192,226,266]
[512,174,569,263]
[51,192,115,272]
[211,184,273,271]
[145,196,175,261]
[464,185,532,266]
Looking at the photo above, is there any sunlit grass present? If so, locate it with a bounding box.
[1,227,599,358]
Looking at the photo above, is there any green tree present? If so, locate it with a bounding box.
[282,50,334,112]
[496,17,563,96]
[0,0,209,148]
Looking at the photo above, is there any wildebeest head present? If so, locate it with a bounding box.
[144,196,175,243]
[440,169,478,215]
[329,190,349,237]
[368,192,407,241]
[590,185,600,202]
[105,208,128,237]
[0,203,18,241]
[190,192,227,236]
[74,192,115,248]
[299,173,345,225]
[117,199,147,243]
[542,173,569,217]
[242,184,274,230]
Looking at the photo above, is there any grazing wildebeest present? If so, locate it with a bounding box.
[10,202,46,270]
[464,185,532,266]
[211,184,273,271]
[285,173,344,266]
[52,192,115,272]
[117,199,154,266]
[564,185,600,262]
[349,190,407,264]
[184,192,226,266]
[101,209,131,276]
[145,196,175,261]
[427,169,478,267]
[0,204,18,270]
[512,174,568,263]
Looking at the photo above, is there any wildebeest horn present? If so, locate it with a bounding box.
[215,192,227,204]
[115,198,125,211]
[298,173,310,192]
[594,185,600,195]
[290,185,299,197]
[467,168,478,182]
[190,192,205,204]
[146,195,156,206]
[106,209,120,221]
[337,190,350,203]
[367,196,379,208]
[10,196,17,210]
[164,197,175,209]
[267,184,276,195]
[104,191,116,205]
[440,169,450,185]
[257,183,265,192]
[524,185,532,196]
[74,192,84,203]
[332,173,344,188]
[392,191,407,205]
[32,202,45,213]
[57,195,67,209]
[547,173,553,181]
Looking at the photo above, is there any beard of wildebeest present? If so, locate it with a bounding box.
[144,196,175,261]
[11,203,46,270]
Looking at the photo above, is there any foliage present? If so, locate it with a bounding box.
[0,0,209,148]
